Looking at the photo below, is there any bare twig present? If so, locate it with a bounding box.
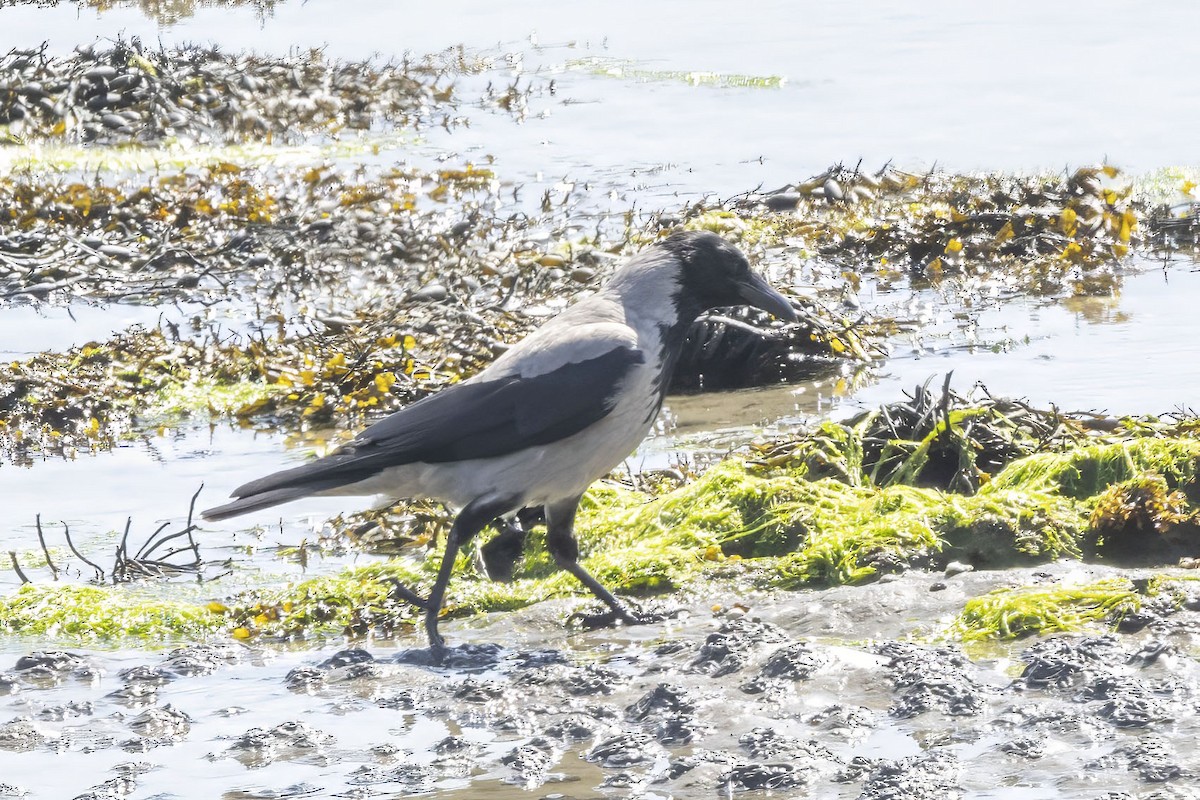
[136,528,193,562]
[34,514,59,580]
[62,522,105,583]
[112,517,132,584]
[183,484,203,567]
[938,371,955,446]
[8,552,31,585]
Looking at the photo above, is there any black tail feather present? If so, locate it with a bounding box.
[201,480,348,522]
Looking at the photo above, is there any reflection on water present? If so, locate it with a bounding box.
[2,0,1199,184]
[851,262,1200,418]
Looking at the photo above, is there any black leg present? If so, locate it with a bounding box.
[426,494,521,658]
[544,495,662,630]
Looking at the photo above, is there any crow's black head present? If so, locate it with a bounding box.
[660,231,796,322]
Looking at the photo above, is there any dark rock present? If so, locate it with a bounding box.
[433,735,475,755]
[652,713,700,745]
[412,283,448,302]
[285,666,327,692]
[160,643,240,676]
[878,642,986,718]
[765,192,802,211]
[998,735,1045,759]
[375,690,418,710]
[451,678,504,703]
[1017,636,1122,690]
[384,763,436,792]
[1127,640,1174,667]
[0,718,44,751]
[822,178,845,202]
[739,727,805,760]
[394,642,502,669]
[117,665,173,687]
[625,683,694,721]
[1115,737,1183,782]
[1116,611,1154,633]
[586,731,661,768]
[688,618,789,677]
[760,641,826,680]
[833,755,876,783]
[860,751,961,799]
[722,763,806,791]
[501,737,556,786]
[128,704,191,738]
[70,776,136,800]
[37,700,93,721]
[1080,675,1173,728]
[544,712,603,743]
[319,648,374,669]
[805,704,877,733]
[14,651,87,673]
[511,649,568,669]
[228,721,334,767]
[565,663,626,695]
[338,661,387,681]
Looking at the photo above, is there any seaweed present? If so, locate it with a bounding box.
[0,39,449,145]
[950,579,1140,640]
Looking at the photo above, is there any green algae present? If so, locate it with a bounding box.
[941,487,1085,564]
[1133,166,1200,207]
[949,579,1140,640]
[567,58,786,89]
[151,377,279,417]
[0,584,223,641]
[5,406,1200,644]
[0,134,420,175]
[987,439,1200,499]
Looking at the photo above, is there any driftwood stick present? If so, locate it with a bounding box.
[8,552,31,584]
[134,521,173,560]
[62,522,105,582]
[183,484,204,567]
[35,514,59,580]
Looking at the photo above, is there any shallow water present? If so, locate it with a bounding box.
[2,566,1197,799]
[852,260,1200,417]
[3,0,1199,191]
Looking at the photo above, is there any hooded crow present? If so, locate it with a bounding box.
[203,230,796,654]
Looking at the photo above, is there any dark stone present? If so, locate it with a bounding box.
[319,648,374,669]
[760,642,825,681]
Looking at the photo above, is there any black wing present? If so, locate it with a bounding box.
[227,345,645,499]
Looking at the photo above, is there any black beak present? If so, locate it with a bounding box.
[738,271,798,322]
